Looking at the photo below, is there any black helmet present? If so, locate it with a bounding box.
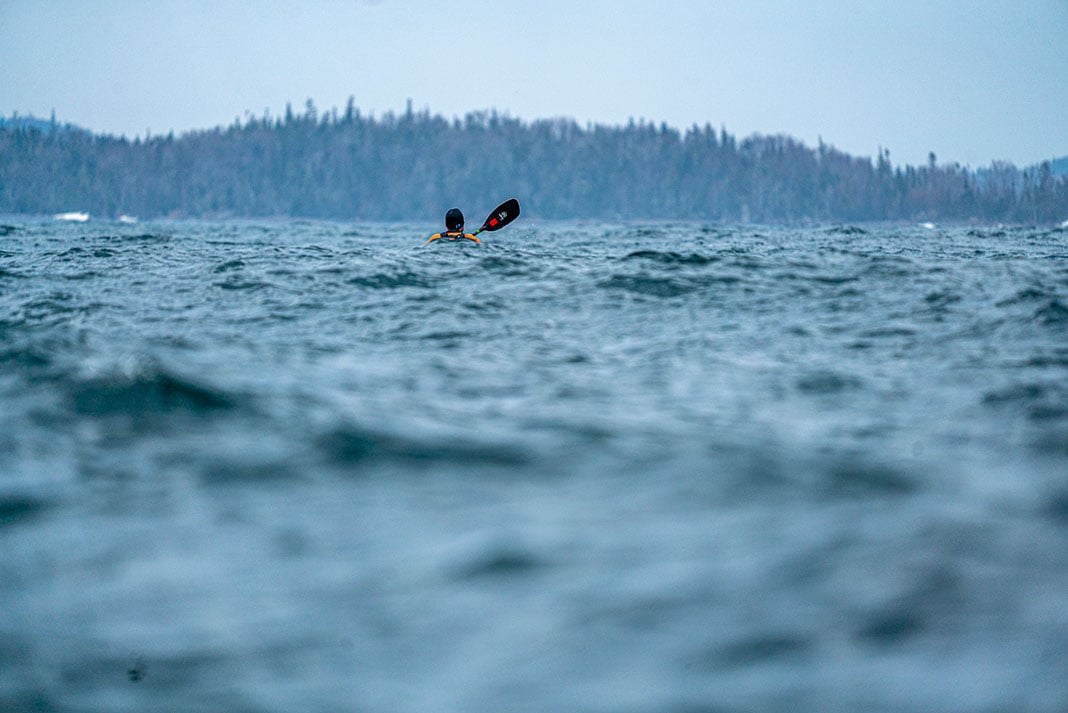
[445,208,464,231]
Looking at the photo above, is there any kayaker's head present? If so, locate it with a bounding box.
[445,208,464,232]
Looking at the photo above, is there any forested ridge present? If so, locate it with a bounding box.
[2,101,1066,223]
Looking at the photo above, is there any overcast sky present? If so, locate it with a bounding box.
[2,0,1066,167]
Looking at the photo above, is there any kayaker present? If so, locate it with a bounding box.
[425,207,482,245]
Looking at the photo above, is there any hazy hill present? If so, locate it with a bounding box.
[2,105,1065,223]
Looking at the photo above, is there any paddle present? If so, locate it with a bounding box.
[472,198,520,236]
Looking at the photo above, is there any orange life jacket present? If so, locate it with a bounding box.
[424,231,481,245]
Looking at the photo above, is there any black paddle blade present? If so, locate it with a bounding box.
[479,198,520,232]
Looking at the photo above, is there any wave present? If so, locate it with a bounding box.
[1035,299,1068,326]
[199,457,300,485]
[416,330,474,343]
[823,225,869,236]
[598,274,698,297]
[450,544,545,581]
[50,245,123,260]
[620,250,719,265]
[809,274,860,285]
[214,275,274,291]
[0,329,78,376]
[19,292,79,318]
[967,228,1008,239]
[923,290,962,309]
[863,255,919,278]
[688,632,814,670]
[819,459,920,498]
[117,233,172,242]
[477,255,535,276]
[1043,490,1068,523]
[60,270,104,281]
[1024,351,1068,368]
[68,365,235,418]
[996,287,1053,306]
[851,561,962,645]
[53,246,88,258]
[317,423,531,470]
[347,271,435,289]
[982,381,1068,422]
[858,326,917,338]
[796,370,864,394]
[212,259,246,273]
[0,493,50,529]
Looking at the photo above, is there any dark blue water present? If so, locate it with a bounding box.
[2,217,1068,712]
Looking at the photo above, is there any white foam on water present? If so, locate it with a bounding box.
[53,211,89,222]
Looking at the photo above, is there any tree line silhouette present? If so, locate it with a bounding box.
[1,101,1065,223]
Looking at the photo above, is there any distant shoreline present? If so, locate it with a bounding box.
[3,107,1066,224]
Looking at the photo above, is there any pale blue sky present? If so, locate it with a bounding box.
[2,0,1066,167]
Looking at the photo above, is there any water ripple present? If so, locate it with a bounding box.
[2,219,1068,713]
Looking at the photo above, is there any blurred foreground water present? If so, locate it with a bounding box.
[2,218,1068,712]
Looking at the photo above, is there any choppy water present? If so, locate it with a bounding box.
[2,217,1068,712]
